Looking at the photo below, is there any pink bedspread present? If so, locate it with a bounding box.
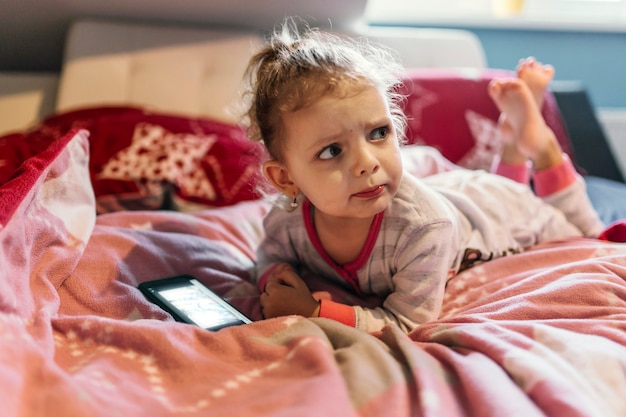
[2,130,626,417]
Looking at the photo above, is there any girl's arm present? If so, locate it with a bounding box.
[316,220,457,334]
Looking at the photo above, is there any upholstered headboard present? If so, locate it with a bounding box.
[56,20,264,123]
[55,20,487,123]
[0,19,487,134]
[356,25,486,69]
[0,72,59,134]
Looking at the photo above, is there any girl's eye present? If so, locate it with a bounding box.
[370,126,390,141]
[318,144,342,160]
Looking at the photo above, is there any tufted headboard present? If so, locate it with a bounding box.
[54,20,487,123]
[0,19,487,134]
[55,20,264,123]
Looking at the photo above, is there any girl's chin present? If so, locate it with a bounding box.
[351,196,391,216]
[316,192,393,219]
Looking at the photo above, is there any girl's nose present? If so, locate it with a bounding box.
[352,145,380,176]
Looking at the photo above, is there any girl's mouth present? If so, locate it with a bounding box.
[353,185,385,198]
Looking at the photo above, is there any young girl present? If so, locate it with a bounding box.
[243,22,604,333]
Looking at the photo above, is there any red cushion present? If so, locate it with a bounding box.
[0,107,266,213]
[399,68,575,171]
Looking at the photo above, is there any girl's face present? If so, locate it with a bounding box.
[264,83,403,221]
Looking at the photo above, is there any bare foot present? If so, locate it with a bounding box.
[494,57,557,166]
[517,57,555,109]
[488,78,562,170]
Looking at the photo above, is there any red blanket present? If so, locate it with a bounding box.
[2,129,626,417]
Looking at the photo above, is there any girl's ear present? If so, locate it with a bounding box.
[263,160,299,196]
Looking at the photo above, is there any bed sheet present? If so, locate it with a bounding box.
[2,128,626,417]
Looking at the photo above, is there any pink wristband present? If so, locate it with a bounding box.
[318,299,356,327]
[257,264,283,291]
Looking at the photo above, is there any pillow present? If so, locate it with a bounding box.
[0,107,266,213]
[399,68,575,171]
[0,107,158,212]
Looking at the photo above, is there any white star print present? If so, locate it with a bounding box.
[457,110,503,171]
[99,123,217,199]
[130,222,153,230]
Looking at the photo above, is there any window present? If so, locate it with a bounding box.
[365,0,626,31]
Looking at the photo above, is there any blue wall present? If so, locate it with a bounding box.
[446,28,626,107]
[399,25,626,109]
[470,28,626,108]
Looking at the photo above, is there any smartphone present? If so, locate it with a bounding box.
[138,275,251,331]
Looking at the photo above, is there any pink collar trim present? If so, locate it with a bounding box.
[302,199,383,291]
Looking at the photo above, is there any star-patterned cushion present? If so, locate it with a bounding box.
[99,123,218,200]
[0,107,266,213]
[399,68,575,171]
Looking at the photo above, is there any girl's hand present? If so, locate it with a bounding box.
[260,264,320,319]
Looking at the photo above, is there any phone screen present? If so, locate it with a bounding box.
[140,276,251,331]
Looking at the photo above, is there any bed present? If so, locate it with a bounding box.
[2,19,626,417]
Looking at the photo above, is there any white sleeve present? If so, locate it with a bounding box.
[254,207,301,289]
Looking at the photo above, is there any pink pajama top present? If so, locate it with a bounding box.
[255,152,603,333]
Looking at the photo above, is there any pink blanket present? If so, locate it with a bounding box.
[2,129,626,417]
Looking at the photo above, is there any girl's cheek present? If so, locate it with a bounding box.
[327,170,344,184]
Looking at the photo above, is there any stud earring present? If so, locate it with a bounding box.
[290,194,298,209]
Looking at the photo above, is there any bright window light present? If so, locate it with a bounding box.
[365,0,626,29]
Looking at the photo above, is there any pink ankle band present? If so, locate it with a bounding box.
[533,154,578,197]
[491,156,531,185]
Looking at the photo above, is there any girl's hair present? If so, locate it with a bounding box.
[242,19,407,162]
